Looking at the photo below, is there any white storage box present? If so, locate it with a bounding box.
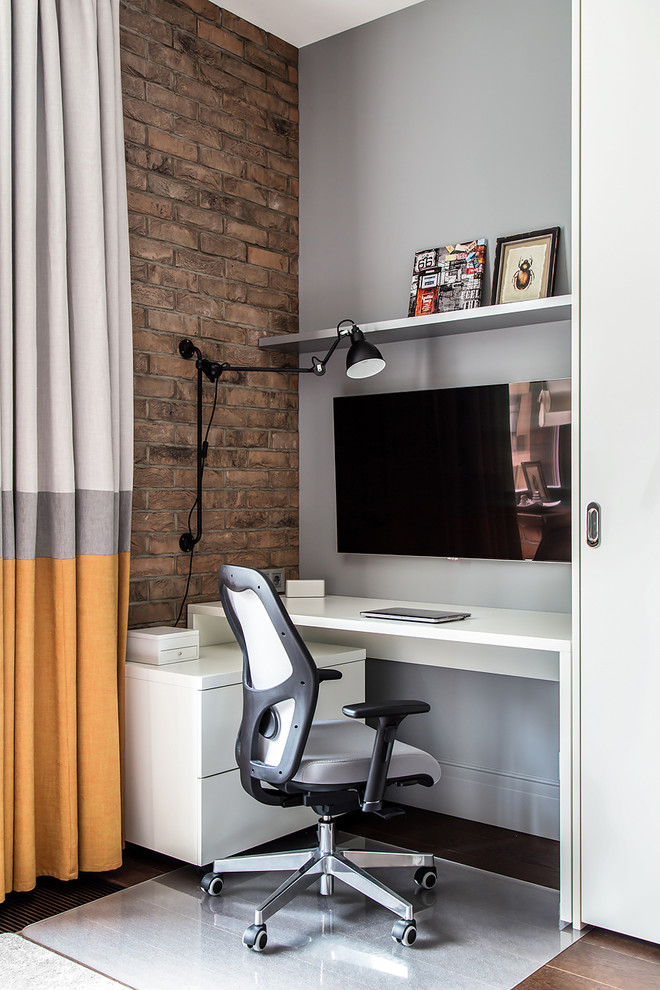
[285,579,325,597]
[127,626,200,665]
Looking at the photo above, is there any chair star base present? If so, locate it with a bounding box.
[203,816,436,948]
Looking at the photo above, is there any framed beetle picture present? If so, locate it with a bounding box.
[491,227,560,305]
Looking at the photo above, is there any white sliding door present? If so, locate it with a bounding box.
[578,0,660,941]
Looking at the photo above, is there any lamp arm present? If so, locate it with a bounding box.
[176,319,361,553]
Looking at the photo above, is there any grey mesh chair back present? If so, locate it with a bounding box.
[218,564,319,801]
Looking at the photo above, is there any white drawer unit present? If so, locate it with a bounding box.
[126,625,200,665]
[124,639,366,865]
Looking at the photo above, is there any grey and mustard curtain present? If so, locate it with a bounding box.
[0,0,133,898]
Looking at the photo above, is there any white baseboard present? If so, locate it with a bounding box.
[388,760,560,840]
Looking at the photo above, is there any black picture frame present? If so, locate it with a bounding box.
[491,227,560,305]
[522,460,550,501]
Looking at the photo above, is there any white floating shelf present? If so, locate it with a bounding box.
[259,295,572,354]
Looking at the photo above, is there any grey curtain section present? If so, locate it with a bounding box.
[0,0,133,560]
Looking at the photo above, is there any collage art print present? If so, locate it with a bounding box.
[408,239,486,316]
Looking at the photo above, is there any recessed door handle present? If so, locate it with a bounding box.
[586,502,601,548]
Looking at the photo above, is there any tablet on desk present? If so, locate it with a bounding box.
[359,607,471,624]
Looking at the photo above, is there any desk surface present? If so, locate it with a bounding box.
[190,595,572,654]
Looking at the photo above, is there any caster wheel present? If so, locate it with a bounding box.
[243,924,268,951]
[414,866,437,889]
[391,919,417,946]
[200,872,224,896]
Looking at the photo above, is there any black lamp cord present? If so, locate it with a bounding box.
[175,377,219,627]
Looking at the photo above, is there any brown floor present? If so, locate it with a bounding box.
[16,809,660,989]
[512,928,660,989]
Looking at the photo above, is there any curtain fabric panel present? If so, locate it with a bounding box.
[0,0,133,897]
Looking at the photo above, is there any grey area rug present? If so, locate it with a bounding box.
[0,933,120,988]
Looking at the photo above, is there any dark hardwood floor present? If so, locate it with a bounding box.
[7,808,660,989]
[513,928,660,989]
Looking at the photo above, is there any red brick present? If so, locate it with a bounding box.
[198,276,247,302]
[246,287,289,311]
[224,302,269,329]
[120,27,147,58]
[219,9,267,47]
[148,217,199,248]
[145,82,197,119]
[130,234,174,263]
[145,0,197,33]
[245,161,288,192]
[147,173,198,203]
[245,85,290,120]
[225,218,268,247]
[147,309,199,335]
[267,230,297,254]
[173,159,224,193]
[266,34,298,64]
[174,202,224,232]
[197,19,244,58]
[131,283,176,309]
[270,272,298,297]
[125,145,175,175]
[126,164,148,190]
[199,144,245,176]
[269,312,298,334]
[122,72,146,100]
[244,44,288,80]
[198,103,246,138]
[124,118,146,144]
[134,374,176,398]
[200,316,246,341]
[224,259,269,286]
[147,128,198,162]
[147,40,197,77]
[120,6,172,46]
[172,73,223,110]
[221,94,267,128]
[176,292,222,318]
[177,0,220,18]
[173,116,224,151]
[173,31,223,71]
[221,135,267,167]
[267,190,298,217]
[246,246,288,272]
[223,176,267,206]
[199,231,246,261]
[127,189,173,218]
[129,214,148,235]
[223,54,266,90]
[175,247,225,277]
[147,263,198,290]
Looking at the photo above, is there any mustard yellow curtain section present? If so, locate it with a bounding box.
[1,554,129,895]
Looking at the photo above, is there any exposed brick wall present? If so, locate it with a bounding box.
[120,0,299,627]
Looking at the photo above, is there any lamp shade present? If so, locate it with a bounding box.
[345,328,386,379]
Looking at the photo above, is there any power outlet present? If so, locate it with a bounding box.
[263,567,285,593]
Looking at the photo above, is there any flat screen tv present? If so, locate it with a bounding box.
[333,380,571,562]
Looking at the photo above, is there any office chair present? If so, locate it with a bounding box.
[201,564,441,950]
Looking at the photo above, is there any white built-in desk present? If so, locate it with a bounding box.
[187,595,578,928]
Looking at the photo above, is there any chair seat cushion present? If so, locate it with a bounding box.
[292,719,441,787]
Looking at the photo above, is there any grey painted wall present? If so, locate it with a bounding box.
[298,0,571,331]
[297,0,571,836]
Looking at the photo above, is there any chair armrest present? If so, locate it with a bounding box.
[318,668,342,682]
[342,699,431,813]
[342,701,430,719]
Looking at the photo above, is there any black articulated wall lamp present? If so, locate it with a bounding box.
[174,321,385,619]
